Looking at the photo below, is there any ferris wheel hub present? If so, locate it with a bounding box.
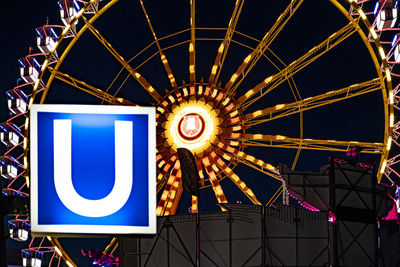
[178,113,205,141]
[163,97,221,156]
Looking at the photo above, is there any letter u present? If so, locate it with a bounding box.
[53,119,133,217]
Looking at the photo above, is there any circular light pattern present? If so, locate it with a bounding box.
[164,99,221,156]
[178,113,205,141]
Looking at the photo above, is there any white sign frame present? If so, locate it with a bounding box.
[30,104,156,235]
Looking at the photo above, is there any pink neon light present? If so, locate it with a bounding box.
[328,211,336,223]
[382,204,398,221]
[277,169,320,212]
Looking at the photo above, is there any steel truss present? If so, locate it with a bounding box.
[120,204,330,267]
[281,157,400,266]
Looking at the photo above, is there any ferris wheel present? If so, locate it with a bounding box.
[1,0,398,266]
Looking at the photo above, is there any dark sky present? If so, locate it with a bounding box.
[0,1,58,122]
[1,0,391,265]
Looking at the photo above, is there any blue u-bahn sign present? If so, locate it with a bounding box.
[30,104,156,235]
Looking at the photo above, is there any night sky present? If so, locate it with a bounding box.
[0,0,391,265]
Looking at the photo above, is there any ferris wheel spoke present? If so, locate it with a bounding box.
[187,0,196,85]
[262,48,302,101]
[48,67,136,105]
[196,156,206,186]
[191,195,198,213]
[202,156,228,208]
[209,151,261,205]
[228,77,383,126]
[157,168,172,194]
[214,142,282,181]
[208,0,245,87]
[231,133,384,154]
[164,179,183,216]
[81,16,163,103]
[225,0,304,96]
[139,0,178,90]
[230,19,359,112]
[157,159,182,216]
[157,152,174,170]
[157,155,178,184]
[156,148,166,162]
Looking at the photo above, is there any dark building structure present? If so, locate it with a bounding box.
[119,158,400,267]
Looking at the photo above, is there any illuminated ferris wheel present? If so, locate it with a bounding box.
[1,0,398,266]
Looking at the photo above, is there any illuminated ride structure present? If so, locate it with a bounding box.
[1,0,400,266]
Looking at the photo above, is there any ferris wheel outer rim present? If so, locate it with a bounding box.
[32,0,392,183]
[10,0,395,266]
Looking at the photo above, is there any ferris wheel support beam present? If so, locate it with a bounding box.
[225,0,304,96]
[103,237,117,255]
[81,16,163,103]
[208,0,245,87]
[138,0,179,91]
[233,77,383,126]
[47,67,136,105]
[265,182,284,207]
[231,19,359,112]
[107,241,119,257]
[232,134,384,154]
[189,0,196,84]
